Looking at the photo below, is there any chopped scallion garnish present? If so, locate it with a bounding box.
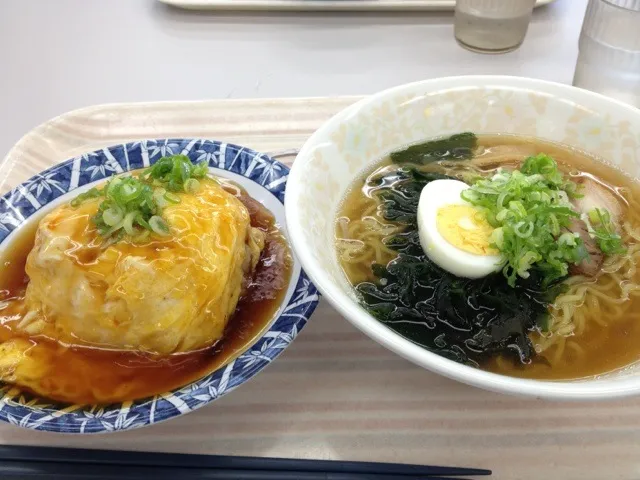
[69,155,209,242]
[149,215,170,236]
[142,154,208,192]
[587,208,626,255]
[462,154,589,287]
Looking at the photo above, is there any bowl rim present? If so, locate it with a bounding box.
[286,75,640,400]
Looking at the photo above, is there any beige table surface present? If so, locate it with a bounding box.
[0,96,639,480]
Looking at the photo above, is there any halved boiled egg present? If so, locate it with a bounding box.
[417,179,504,278]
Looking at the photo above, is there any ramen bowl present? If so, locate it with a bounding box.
[285,75,640,400]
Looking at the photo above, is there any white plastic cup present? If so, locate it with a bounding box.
[573,0,640,107]
[454,0,536,54]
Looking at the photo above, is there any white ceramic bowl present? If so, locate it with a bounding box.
[285,75,640,400]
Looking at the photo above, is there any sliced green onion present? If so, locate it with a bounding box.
[144,155,209,192]
[524,174,545,185]
[548,214,560,236]
[517,251,540,278]
[123,211,138,235]
[149,215,170,236]
[514,221,534,238]
[153,188,169,209]
[463,153,594,287]
[192,162,209,178]
[497,192,508,208]
[106,177,122,196]
[177,160,190,184]
[540,191,551,204]
[120,183,139,202]
[102,219,125,238]
[490,227,505,249]
[496,209,512,222]
[589,208,603,225]
[589,208,626,255]
[184,178,200,194]
[102,207,124,227]
[88,155,210,243]
[558,232,577,247]
[136,213,151,231]
[509,201,527,218]
[164,192,180,204]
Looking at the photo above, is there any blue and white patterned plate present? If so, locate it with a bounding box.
[0,139,319,433]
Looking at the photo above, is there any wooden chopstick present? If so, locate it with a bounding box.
[0,446,491,478]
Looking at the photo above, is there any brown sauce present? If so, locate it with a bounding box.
[0,180,293,405]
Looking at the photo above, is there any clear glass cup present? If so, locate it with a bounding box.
[454,0,537,54]
[573,0,640,107]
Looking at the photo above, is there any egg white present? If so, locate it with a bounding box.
[417,179,504,279]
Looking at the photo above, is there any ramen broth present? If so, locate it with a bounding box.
[337,134,640,380]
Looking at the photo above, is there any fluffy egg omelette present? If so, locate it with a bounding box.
[417,179,504,278]
[18,177,265,354]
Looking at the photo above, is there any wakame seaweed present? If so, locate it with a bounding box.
[389,132,477,165]
[357,162,563,366]
[373,168,451,226]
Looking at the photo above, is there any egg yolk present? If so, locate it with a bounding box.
[436,205,498,256]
